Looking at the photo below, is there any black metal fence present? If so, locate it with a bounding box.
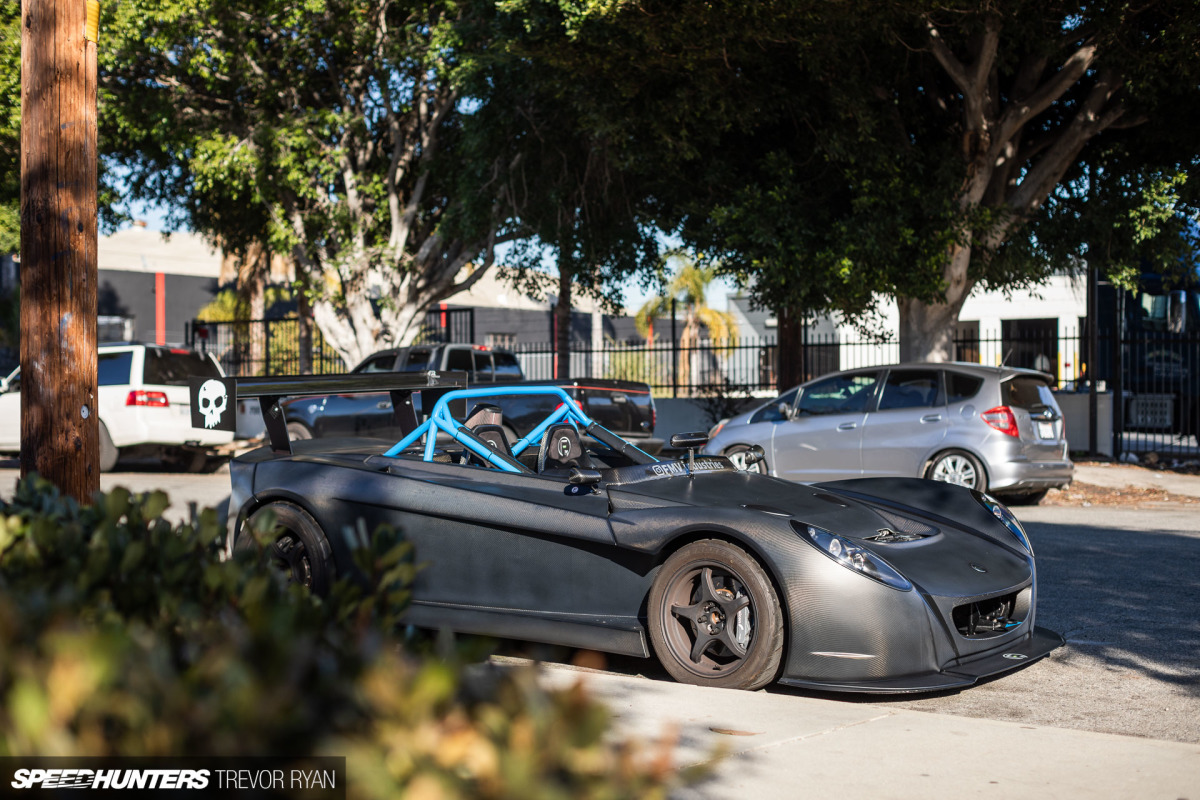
[187,316,1199,459]
[187,318,347,377]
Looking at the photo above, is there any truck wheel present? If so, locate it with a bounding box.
[287,422,313,440]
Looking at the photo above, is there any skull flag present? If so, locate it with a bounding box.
[189,376,236,432]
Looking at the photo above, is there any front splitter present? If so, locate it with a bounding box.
[777,626,1064,695]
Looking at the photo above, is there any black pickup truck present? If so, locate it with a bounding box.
[281,344,661,453]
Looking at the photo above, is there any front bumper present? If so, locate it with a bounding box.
[779,626,1063,694]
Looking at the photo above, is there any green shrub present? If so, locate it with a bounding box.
[0,476,683,798]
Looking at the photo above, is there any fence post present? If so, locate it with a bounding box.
[671,299,678,398]
[264,319,272,377]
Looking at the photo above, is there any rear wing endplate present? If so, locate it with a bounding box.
[234,370,468,453]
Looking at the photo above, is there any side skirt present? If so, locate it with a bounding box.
[404,601,651,658]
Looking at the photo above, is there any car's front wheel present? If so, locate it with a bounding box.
[244,502,335,595]
[926,449,988,492]
[648,539,783,690]
[724,444,768,474]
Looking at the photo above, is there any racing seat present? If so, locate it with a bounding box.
[537,423,592,473]
[464,402,503,427]
[460,423,515,467]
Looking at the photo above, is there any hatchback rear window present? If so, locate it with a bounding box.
[142,349,222,385]
[98,351,134,386]
[1003,377,1056,409]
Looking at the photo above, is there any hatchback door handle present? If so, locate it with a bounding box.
[921,414,943,423]
[837,422,857,431]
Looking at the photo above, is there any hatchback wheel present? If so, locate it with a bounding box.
[725,445,768,474]
[926,449,987,492]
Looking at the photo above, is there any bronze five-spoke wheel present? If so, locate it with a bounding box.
[648,540,784,690]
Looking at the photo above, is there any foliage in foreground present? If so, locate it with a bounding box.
[0,476,682,798]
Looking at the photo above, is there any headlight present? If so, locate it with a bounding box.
[795,523,912,591]
[978,493,1033,555]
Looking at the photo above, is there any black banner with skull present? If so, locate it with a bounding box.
[189,376,237,433]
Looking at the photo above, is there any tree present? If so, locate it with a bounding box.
[100,0,528,367]
[636,254,737,393]
[0,1,19,255]
[508,0,1200,361]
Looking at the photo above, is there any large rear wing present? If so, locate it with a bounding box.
[231,370,468,453]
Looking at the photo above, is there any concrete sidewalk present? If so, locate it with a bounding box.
[534,663,1200,799]
[1074,463,1200,498]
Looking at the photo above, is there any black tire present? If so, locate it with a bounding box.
[287,421,313,441]
[98,422,119,473]
[244,502,335,595]
[648,539,784,691]
[724,444,768,474]
[925,449,988,492]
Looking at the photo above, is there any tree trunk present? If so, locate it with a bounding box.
[297,286,313,375]
[20,0,99,501]
[555,261,572,380]
[775,304,805,391]
[897,245,974,362]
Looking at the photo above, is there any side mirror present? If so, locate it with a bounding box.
[1168,290,1188,334]
[743,444,766,468]
[777,402,792,419]
[669,431,710,450]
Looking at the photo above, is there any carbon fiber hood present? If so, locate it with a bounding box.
[608,468,907,536]
[607,467,1032,596]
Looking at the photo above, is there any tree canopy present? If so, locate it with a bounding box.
[100,0,537,366]
[512,0,1200,359]
[0,2,19,254]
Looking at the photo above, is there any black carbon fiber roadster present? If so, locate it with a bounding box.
[221,373,1062,693]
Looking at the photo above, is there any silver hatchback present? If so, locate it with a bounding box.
[704,363,1074,500]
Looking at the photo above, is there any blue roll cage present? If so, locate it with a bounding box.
[384,385,657,473]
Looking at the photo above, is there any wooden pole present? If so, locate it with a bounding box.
[19,0,100,500]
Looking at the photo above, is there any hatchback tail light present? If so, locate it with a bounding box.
[981,405,1019,437]
[126,390,169,407]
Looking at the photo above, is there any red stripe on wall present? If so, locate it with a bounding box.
[155,272,165,345]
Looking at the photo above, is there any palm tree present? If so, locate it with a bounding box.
[636,254,737,394]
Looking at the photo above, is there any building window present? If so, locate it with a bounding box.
[486,332,515,349]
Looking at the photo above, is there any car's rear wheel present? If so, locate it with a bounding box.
[98,422,119,473]
[724,445,768,474]
[648,540,783,690]
[926,449,988,492]
[244,502,335,595]
[286,421,313,441]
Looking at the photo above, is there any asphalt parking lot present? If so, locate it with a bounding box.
[2,462,1197,747]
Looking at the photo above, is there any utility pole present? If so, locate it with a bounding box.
[20,0,100,500]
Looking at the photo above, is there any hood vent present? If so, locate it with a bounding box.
[873,507,940,538]
[868,528,929,544]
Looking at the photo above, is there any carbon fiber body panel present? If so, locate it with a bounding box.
[231,444,1059,692]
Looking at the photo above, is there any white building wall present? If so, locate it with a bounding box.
[832,273,1088,373]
